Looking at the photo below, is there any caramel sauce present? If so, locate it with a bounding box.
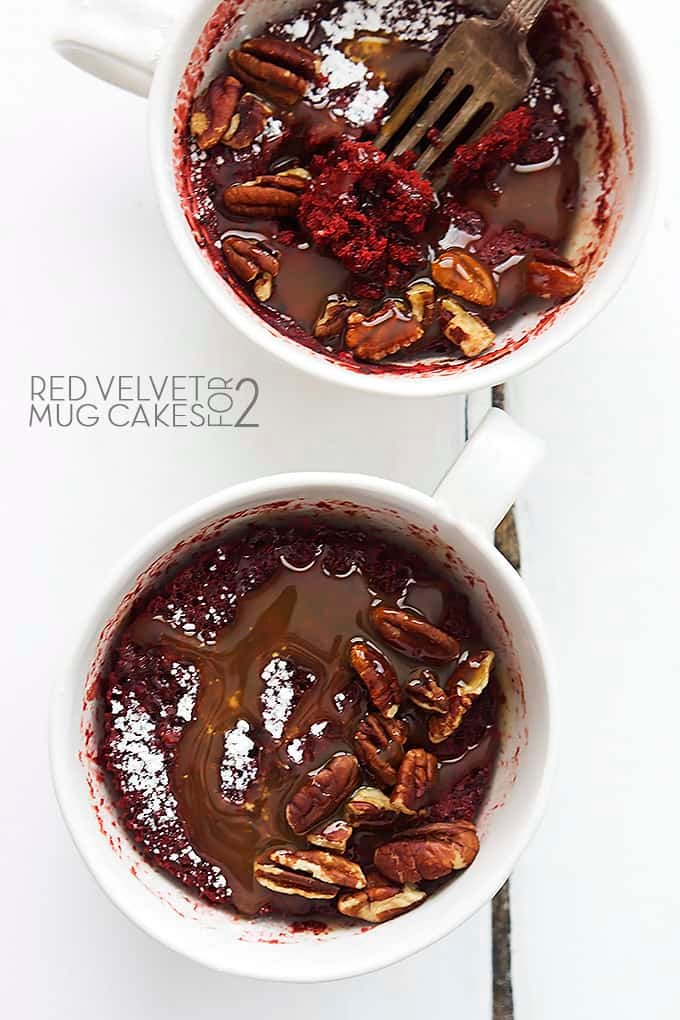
[123,547,496,915]
[463,154,579,244]
[269,245,350,332]
[494,254,533,313]
[342,33,431,85]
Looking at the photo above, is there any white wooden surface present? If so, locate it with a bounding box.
[1,1,677,1017]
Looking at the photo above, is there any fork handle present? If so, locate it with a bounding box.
[497,0,550,36]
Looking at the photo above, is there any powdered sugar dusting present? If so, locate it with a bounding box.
[311,0,457,46]
[113,697,176,831]
[260,656,297,739]
[220,719,258,801]
[171,661,199,722]
[306,44,390,126]
[315,46,367,91]
[260,655,316,739]
[285,719,330,764]
[342,83,389,126]
[276,0,458,128]
[110,693,230,895]
[288,14,311,40]
[286,737,305,764]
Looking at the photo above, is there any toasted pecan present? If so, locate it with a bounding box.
[391,748,437,815]
[229,36,319,106]
[286,753,359,834]
[354,714,408,787]
[223,167,311,219]
[432,248,497,307]
[370,606,460,663]
[428,650,495,744]
[307,819,353,853]
[350,640,401,717]
[224,92,272,149]
[345,301,423,362]
[526,259,583,299]
[345,787,400,828]
[268,847,366,889]
[374,820,480,884]
[406,669,448,714]
[190,74,242,149]
[221,235,280,302]
[337,880,425,923]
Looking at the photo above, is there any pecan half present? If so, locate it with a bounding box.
[345,787,400,828]
[370,606,460,663]
[350,640,401,717]
[223,167,310,220]
[224,92,272,149]
[407,669,448,714]
[354,714,407,787]
[286,753,359,834]
[428,650,495,744]
[374,820,480,884]
[313,297,358,340]
[254,860,338,899]
[406,280,436,325]
[391,748,437,815]
[526,259,583,299]
[432,248,497,307]
[230,36,320,106]
[337,880,425,923]
[221,235,280,302]
[268,848,366,889]
[190,74,242,149]
[440,297,496,358]
[307,819,353,853]
[345,301,423,362]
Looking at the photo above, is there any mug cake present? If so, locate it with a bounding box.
[101,519,500,924]
[180,0,585,369]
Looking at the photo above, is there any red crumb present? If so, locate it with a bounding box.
[448,107,535,188]
[299,139,433,293]
[440,198,486,239]
[289,919,329,935]
[473,225,556,268]
[275,229,299,246]
[429,766,491,822]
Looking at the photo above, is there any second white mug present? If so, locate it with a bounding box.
[50,408,555,980]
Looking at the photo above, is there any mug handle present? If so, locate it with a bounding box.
[52,0,178,97]
[433,408,545,536]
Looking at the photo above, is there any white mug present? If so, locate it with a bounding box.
[50,408,556,980]
[52,0,655,398]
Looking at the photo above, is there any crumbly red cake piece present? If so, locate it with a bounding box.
[299,139,433,292]
[440,198,487,238]
[448,107,535,188]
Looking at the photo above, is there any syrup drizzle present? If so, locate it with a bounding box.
[109,532,498,916]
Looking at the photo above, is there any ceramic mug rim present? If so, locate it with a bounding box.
[148,0,657,398]
[49,471,557,980]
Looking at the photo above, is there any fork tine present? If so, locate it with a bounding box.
[374,60,452,151]
[416,98,490,174]
[417,74,520,176]
[390,80,472,159]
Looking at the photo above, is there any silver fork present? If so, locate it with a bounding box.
[374,0,549,178]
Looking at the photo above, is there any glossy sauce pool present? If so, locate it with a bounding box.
[102,521,500,917]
